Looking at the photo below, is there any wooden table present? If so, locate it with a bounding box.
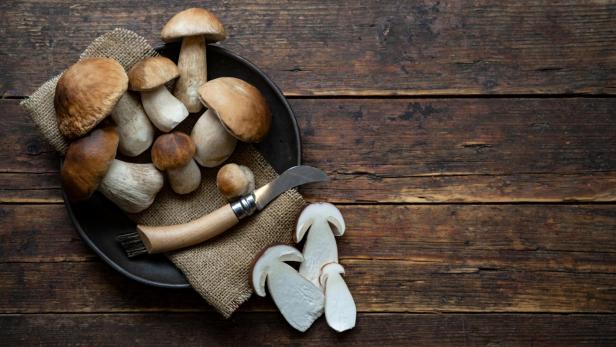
[2,1,616,345]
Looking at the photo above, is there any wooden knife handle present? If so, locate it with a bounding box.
[136,204,239,254]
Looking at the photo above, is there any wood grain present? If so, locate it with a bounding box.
[2,259,615,313]
[4,97,616,203]
[2,1,616,96]
[3,204,616,271]
[2,313,616,346]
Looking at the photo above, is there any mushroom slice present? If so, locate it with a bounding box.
[191,109,237,167]
[251,245,324,332]
[295,203,346,287]
[319,262,356,332]
[111,92,155,156]
[98,160,164,213]
[128,57,188,132]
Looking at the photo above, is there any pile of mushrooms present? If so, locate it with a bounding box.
[53,6,354,334]
[252,203,356,332]
[55,7,272,214]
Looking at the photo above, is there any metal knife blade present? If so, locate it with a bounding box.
[254,166,328,210]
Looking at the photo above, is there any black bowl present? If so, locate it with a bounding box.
[64,44,301,288]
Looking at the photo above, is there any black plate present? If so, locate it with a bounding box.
[64,44,301,289]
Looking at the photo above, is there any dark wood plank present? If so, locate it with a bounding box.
[2,259,615,313]
[2,1,616,96]
[2,313,616,346]
[4,97,616,202]
[0,205,93,262]
[3,204,616,274]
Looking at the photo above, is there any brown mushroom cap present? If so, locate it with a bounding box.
[54,58,128,139]
[216,163,255,198]
[61,126,120,201]
[198,77,272,143]
[151,132,196,170]
[128,57,179,91]
[161,8,226,43]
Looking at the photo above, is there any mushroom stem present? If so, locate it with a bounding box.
[191,109,237,167]
[98,159,164,213]
[168,159,201,194]
[111,92,155,156]
[141,85,189,132]
[299,219,339,287]
[175,35,207,113]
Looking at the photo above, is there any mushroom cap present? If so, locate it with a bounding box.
[61,126,120,201]
[54,58,128,139]
[216,163,255,199]
[161,8,226,43]
[251,244,304,297]
[319,262,345,288]
[295,203,346,243]
[128,56,179,91]
[198,77,272,143]
[151,132,196,170]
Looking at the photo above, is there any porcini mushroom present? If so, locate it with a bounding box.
[216,163,254,200]
[161,8,226,112]
[110,92,155,156]
[190,109,237,167]
[251,245,324,332]
[61,126,164,213]
[198,77,271,143]
[54,57,128,139]
[295,203,346,287]
[152,132,201,194]
[319,262,357,332]
[128,56,189,132]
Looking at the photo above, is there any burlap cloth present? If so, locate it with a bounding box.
[20,28,305,317]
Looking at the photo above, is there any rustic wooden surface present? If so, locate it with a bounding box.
[2,1,616,346]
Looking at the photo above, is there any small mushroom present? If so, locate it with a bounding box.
[152,132,201,194]
[319,262,357,332]
[251,245,324,332]
[216,163,254,200]
[190,109,237,167]
[61,126,164,213]
[161,8,226,112]
[128,56,188,132]
[110,92,155,156]
[295,203,346,287]
[198,77,271,143]
[54,57,128,139]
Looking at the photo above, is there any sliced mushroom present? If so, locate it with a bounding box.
[216,163,254,200]
[54,58,128,139]
[152,132,201,194]
[251,244,324,332]
[61,126,163,213]
[110,92,154,156]
[198,77,271,143]
[191,109,237,167]
[128,56,188,132]
[295,203,346,288]
[161,8,226,112]
[319,262,356,332]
